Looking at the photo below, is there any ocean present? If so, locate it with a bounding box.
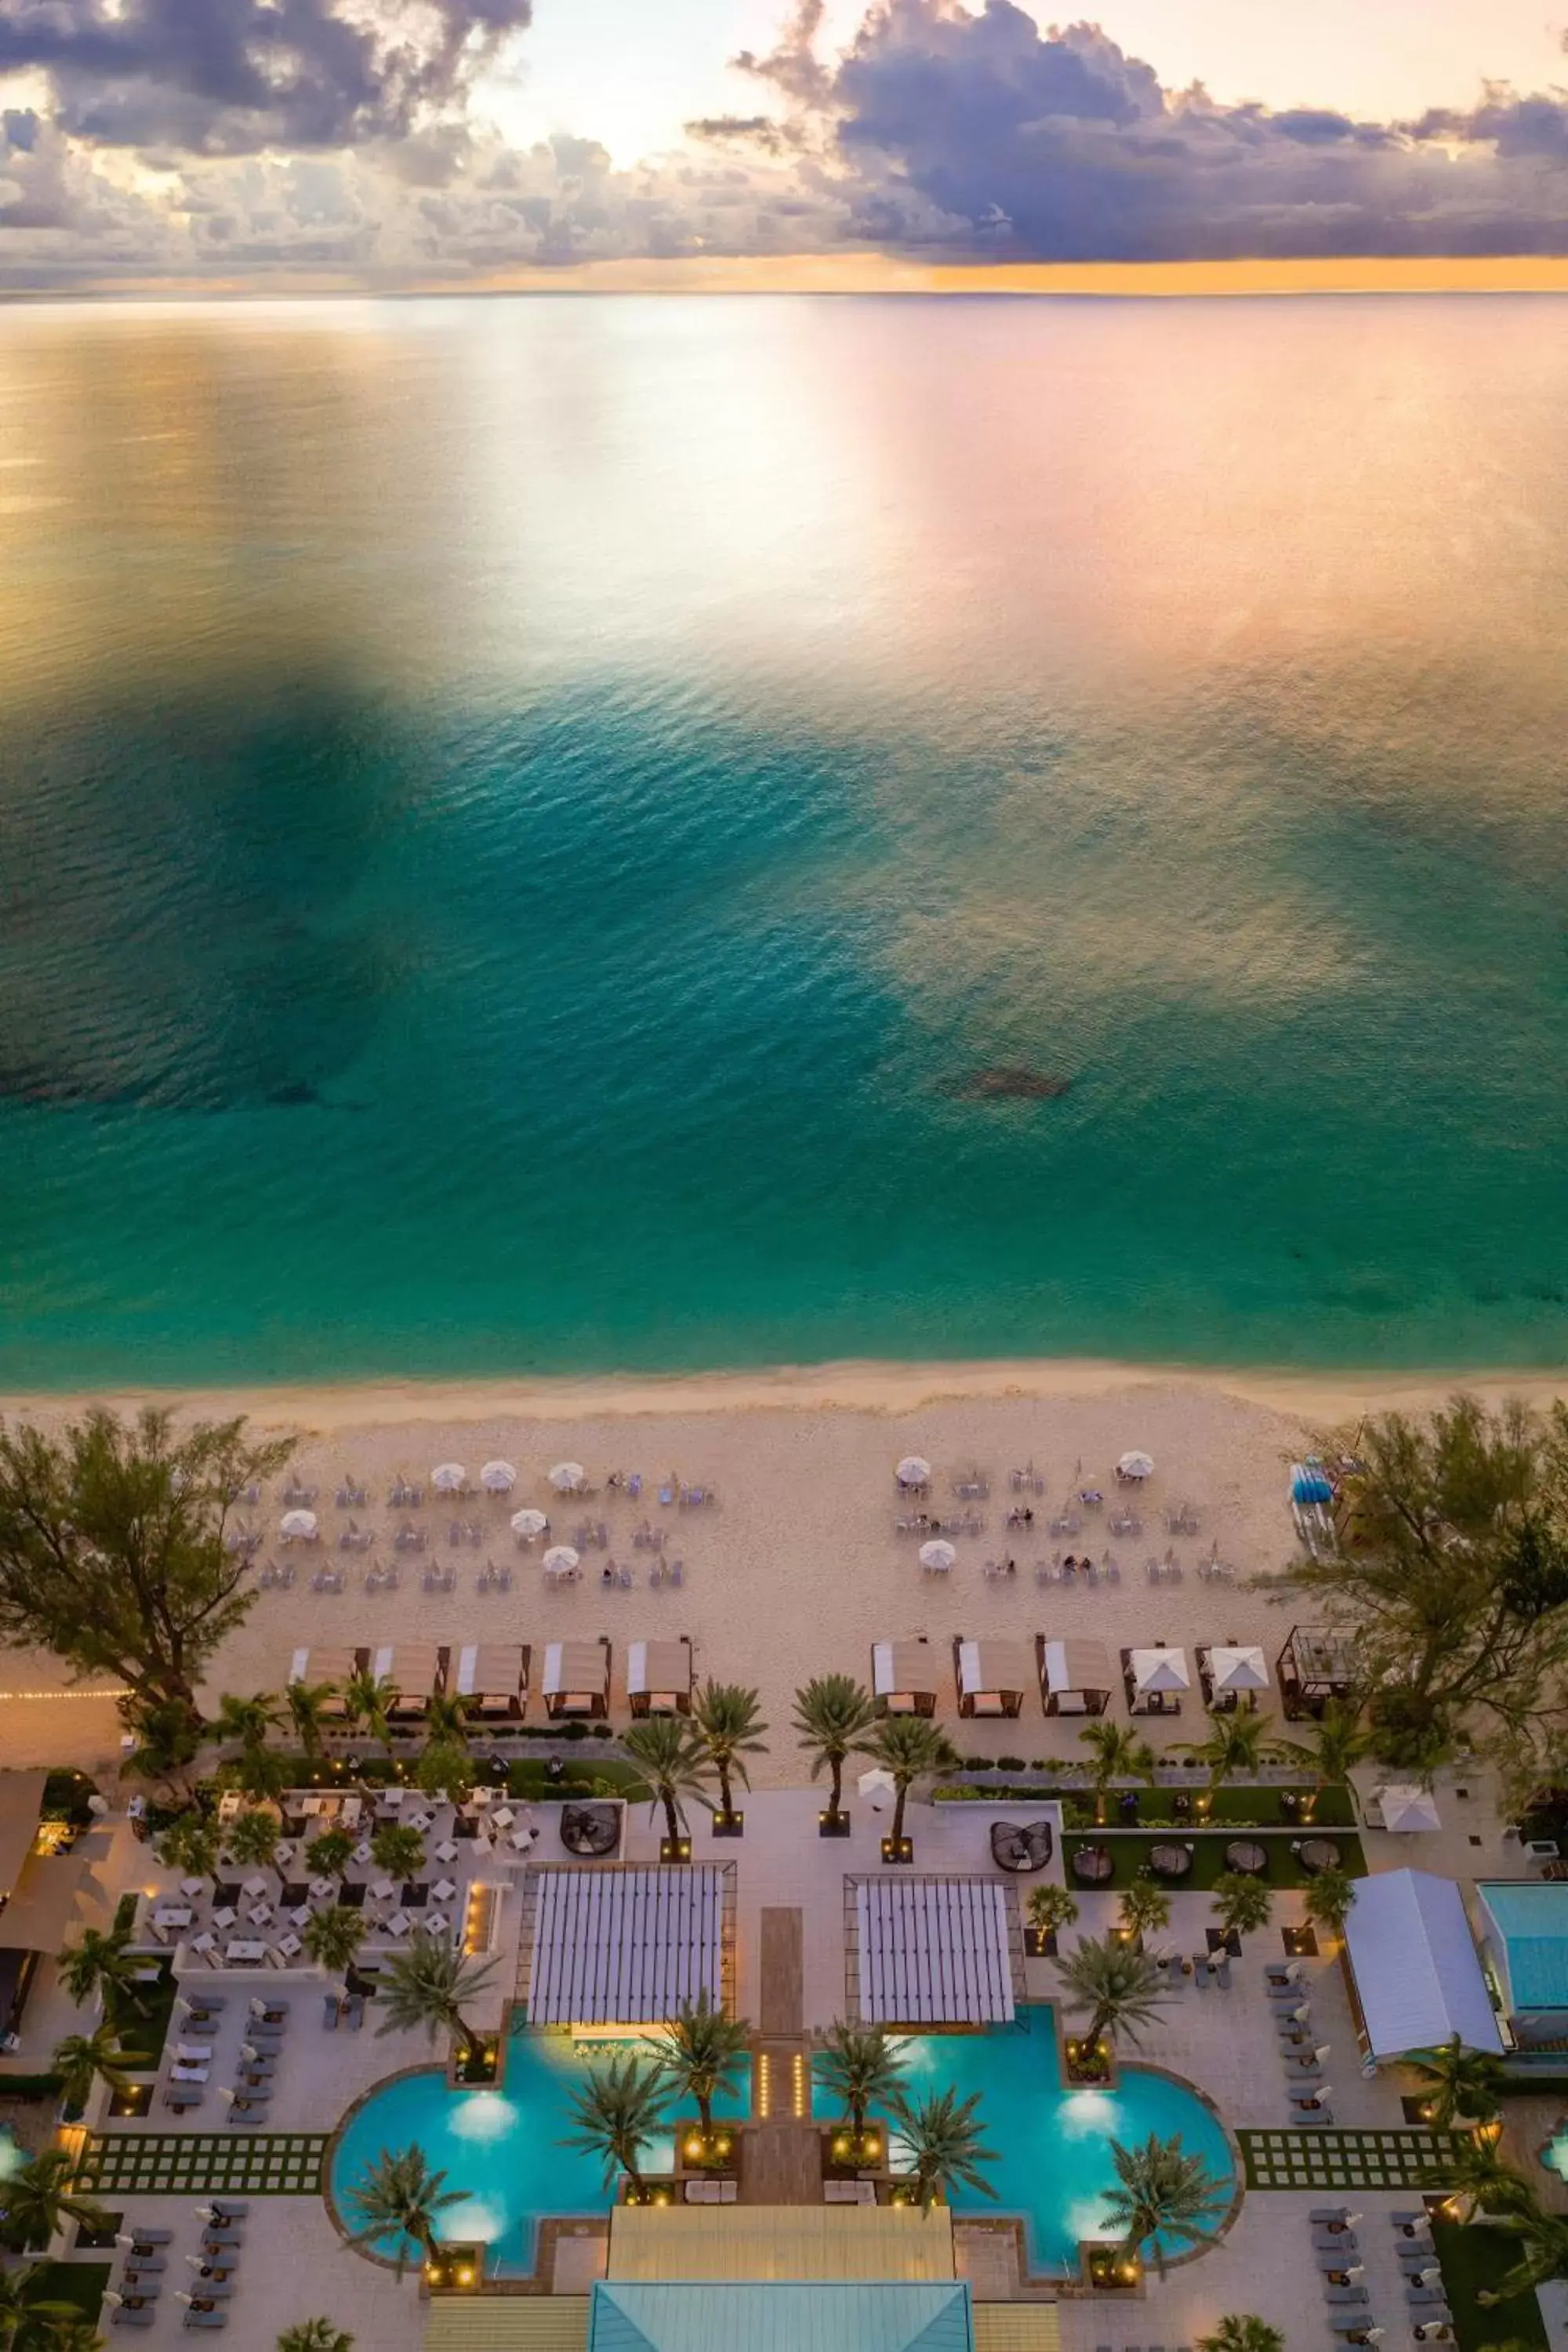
[0,292,1565,1386]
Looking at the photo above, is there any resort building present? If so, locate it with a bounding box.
[1341,1866,1504,2061]
[1475,1880,1568,2048]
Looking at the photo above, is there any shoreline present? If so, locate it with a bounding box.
[2,1352,1565,1434]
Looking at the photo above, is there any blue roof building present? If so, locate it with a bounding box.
[1476,1881,1568,2046]
[588,2281,974,2352]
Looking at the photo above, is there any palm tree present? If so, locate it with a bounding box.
[304,1827,354,1881]
[302,1907,365,1975]
[374,1928,501,2071]
[658,1993,750,2140]
[622,1718,715,1847]
[561,2055,670,2202]
[691,1682,768,1823]
[1025,1885,1079,1945]
[818,2020,906,2138]
[1479,2203,1568,2303]
[1174,1711,1279,1801]
[1405,2032,1507,2129]
[156,1813,222,1893]
[1054,1936,1173,2052]
[889,2088,997,2214]
[1301,1864,1357,1942]
[33,2321,100,2352]
[277,2324,353,2352]
[1119,1882,1171,1945]
[1418,2132,1535,2216]
[856,1715,961,1851]
[793,1675,877,1823]
[0,2262,85,2351]
[370,1823,426,1882]
[1210,1871,1274,1943]
[1099,2131,1230,2279]
[1294,1700,1370,1817]
[1078,1722,1156,1826]
[119,1695,201,1802]
[343,2144,468,2278]
[423,1691,470,1748]
[212,1690,284,1754]
[51,2027,134,2114]
[285,1679,339,1763]
[1196,2318,1285,2352]
[225,1744,290,1804]
[225,1806,281,1882]
[55,1926,146,2014]
[342,1670,397,1748]
[0,2151,111,2252]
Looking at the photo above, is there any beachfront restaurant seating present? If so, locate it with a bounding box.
[1123,1643,1191,1716]
[627,1638,693,1717]
[286,1646,363,1719]
[954,1637,1034,1719]
[366,1641,446,1726]
[543,1637,612,1721]
[451,1642,530,1726]
[871,1637,940,1718]
[1037,1635,1114,1717]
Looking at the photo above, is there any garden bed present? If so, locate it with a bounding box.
[1062,1830,1366,1892]
[1432,2217,1549,2350]
[104,1959,176,2071]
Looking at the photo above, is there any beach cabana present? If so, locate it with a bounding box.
[452,1642,529,1725]
[954,1638,1034,1719]
[1123,1644,1190,1716]
[1276,1624,1357,1719]
[286,1646,361,1715]
[1342,1867,1502,2063]
[627,1638,693,1717]
[1371,1782,1441,1833]
[1037,1635,1114,1717]
[368,1642,446,1722]
[872,1639,941,1718]
[1197,1642,1270,1712]
[543,1638,612,1721]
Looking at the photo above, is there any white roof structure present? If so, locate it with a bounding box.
[1129,1646,1191,1696]
[855,1877,1016,2025]
[1343,1867,1503,2060]
[527,1866,728,2026]
[1374,1784,1442,1834]
[1207,1644,1269,1695]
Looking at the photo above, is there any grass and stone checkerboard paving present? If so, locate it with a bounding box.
[79,2134,328,2198]
[1237,2127,1468,2191]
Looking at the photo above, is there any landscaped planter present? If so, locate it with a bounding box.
[449,2035,502,2088]
[881,1835,913,1865]
[1022,1929,1058,1958]
[1083,2243,1142,2294]
[676,2124,739,2174]
[822,2125,886,2176]
[818,1809,852,1840]
[711,1810,745,1838]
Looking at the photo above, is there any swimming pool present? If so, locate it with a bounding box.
[329,2009,1233,2280]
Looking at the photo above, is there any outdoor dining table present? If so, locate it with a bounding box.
[224,1940,267,1965]
[1224,1839,1269,1876]
[1148,1842,1195,1880]
[1297,1838,1343,1875]
[1071,1844,1114,1884]
[152,1907,193,1932]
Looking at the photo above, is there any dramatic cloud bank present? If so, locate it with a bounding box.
[2,0,1568,285]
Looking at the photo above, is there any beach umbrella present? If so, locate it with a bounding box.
[1375,1783,1441,1833]
[278,1509,318,1540]
[543,1545,580,1574]
[549,1462,587,1494]
[1117,1450,1155,1480]
[510,1508,549,1538]
[481,1461,517,1494]
[918,1539,956,1571]
[431,1462,467,1494]
[858,1767,898,1811]
[1209,1644,1269,1696]
[1290,1462,1334,1506]
[1130,1646,1190,1696]
[895,1455,931,1487]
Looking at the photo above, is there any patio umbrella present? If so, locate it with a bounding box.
[919,1539,956,1570]
[431,1462,467,1493]
[481,1461,517,1494]
[1376,1784,1441,1833]
[1290,1462,1334,1505]
[1209,1644,1269,1696]
[510,1508,549,1537]
[1117,1450,1156,1480]
[858,1767,898,1811]
[549,1462,587,1494]
[278,1509,318,1540]
[543,1545,580,1573]
[1131,1646,1191,1695]
[895,1455,931,1486]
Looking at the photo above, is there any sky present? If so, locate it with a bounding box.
[3,0,1568,291]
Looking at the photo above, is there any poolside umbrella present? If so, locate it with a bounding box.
[1376,1783,1441,1833]
[278,1509,318,1540]
[1209,1644,1269,1697]
[510,1508,549,1538]
[481,1461,517,1494]
[1117,1450,1155,1480]
[550,1462,587,1494]
[858,1767,898,1812]
[431,1462,467,1494]
[1130,1646,1191,1697]
[543,1545,580,1574]
[918,1539,956,1570]
[895,1456,931,1487]
[1291,1462,1334,1505]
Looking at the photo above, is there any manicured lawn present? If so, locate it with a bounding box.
[1059,1784,1356,1831]
[504,1759,646,1801]
[105,1959,176,2070]
[1432,2218,1549,2350]
[1062,1829,1367,1892]
[27,2263,110,2322]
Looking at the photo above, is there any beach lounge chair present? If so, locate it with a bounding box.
[181,2310,227,2329]
[110,2310,156,2329]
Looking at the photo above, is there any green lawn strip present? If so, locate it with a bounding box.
[105,1962,177,2070]
[1064,1831,1367,1893]
[25,2263,110,2322]
[1056,1785,1357,1831]
[1431,2217,1550,2350]
[79,2132,328,2195]
[1237,2128,1467,2190]
[505,1759,645,1802]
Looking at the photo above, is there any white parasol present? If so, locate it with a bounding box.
[918,1539,956,1570]
[480,1461,517,1494]
[1130,1646,1191,1695]
[1375,1784,1441,1833]
[858,1766,898,1810]
[549,1462,587,1494]
[543,1545,580,1574]
[895,1455,932,1486]
[1209,1644,1269,1695]
[431,1463,467,1494]
[278,1510,318,1540]
[510,1508,549,1538]
[1117,1450,1156,1480]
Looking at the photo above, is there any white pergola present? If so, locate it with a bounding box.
[853,1876,1018,2026]
[527,1867,728,2027]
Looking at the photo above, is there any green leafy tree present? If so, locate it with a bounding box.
[0,2151,111,2253]
[1405,2032,1507,2129]
[890,2088,996,2214]
[1210,1871,1274,1941]
[285,1679,339,1763]
[1174,1711,1282,1795]
[855,1715,961,1850]
[793,1675,877,1821]
[1054,1936,1173,2051]
[302,1907,365,1975]
[343,2144,467,2278]
[303,1827,354,1879]
[1301,1864,1357,1942]
[691,1682,768,1821]
[277,2325,354,2352]
[50,2027,134,2114]
[374,1928,500,2071]
[1196,2318,1285,2352]
[1417,2132,1536,2216]
[658,1993,750,2139]
[341,1670,397,1748]
[818,2020,907,2137]
[0,1406,292,1730]
[370,1824,426,1882]
[561,2056,670,2201]
[622,1718,716,1845]
[1295,1700,1370,1814]
[225,1807,281,1880]
[1077,1721,1156,1825]
[157,1814,221,1893]
[1025,1885,1079,1939]
[1478,2201,1568,2303]
[415,1741,475,1803]
[212,1690,284,1753]
[1119,1882,1171,1944]
[423,1692,470,1748]
[1099,2131,1230,2279]
[55,1926,146,2014]
[221,1744,291,1805]
[118,1695,201,1801]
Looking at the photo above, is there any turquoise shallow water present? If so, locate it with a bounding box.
[2,295,1566,1382]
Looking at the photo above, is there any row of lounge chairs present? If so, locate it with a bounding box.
[107,2201,248,2330]
[1311,2204,1450,2339]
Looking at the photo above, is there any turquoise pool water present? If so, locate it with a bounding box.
[331,2011,1232,2278]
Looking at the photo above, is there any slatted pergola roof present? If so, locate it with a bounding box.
[527,1866,729,2027]
[851,1876,1018,2026]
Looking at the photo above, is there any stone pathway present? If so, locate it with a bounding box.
[78,2130,328,2197]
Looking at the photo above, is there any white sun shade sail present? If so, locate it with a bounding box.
[1130,1646,1191,1695]
[855,1877,1016,2024]
[543,1544,580,1573]
[918,1540,956,1571]
[858,1767,898,1808]
[511,1508,549,1537]
[1377,1784,1442,1833]
[480,1461,517,1493]
[431,1463,466,1492]
[1209,1644,1269,1694]
[896,1456,932,1486]
[1117,1451,1155,1479]
[1343,1867,1501,2058]
[550,1462,587,1493]
[527,1866,727,2027]
[278,1509,318,1539]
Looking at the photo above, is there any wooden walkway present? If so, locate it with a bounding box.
[759,1907,803,2035]
[743,1907,820,2201]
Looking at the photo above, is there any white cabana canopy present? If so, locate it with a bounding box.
[1117,1450,1155,1479]
[855,1877,1016,2025]
[1042,1637,1114,1697]
[527,1866,726,2026]
[1342,1867,1502,2060]
[511,1508,549,1537]
[481,1461,517,1493]
[1375,1784,1442,1834]
[956,1639,1034,1701]
[278,1509,318,1539]
[431,1462,467,1493]
[550,1462,587,1494]
[543,1544,581,1573]
[918,1540,956,1571]
[873,1640,938,1702]
[858,1767,898,1809]
[895,1456,932,1487]
[1209,1643,1269,1695]
[1130,1646,1191,1695]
